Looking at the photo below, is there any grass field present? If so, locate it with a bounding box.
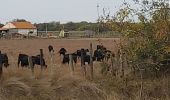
[0,38,169,100]
[0,38,119,100]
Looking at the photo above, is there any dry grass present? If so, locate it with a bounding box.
[0,38,169,100]
[0,65,107,100]
[0,38,113,100]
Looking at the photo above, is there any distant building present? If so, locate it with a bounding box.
[0,21,37,36]
[59,30,69,38]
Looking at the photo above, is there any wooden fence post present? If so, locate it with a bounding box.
[90,43,94,80]
[40,49,44,77]
[28,56,34,78]
[120,49,124,78]
[50,51,54,76]
[40,49,44,71]
[69,54,74,76]
[81,49,86,77]
[110,55,116,77]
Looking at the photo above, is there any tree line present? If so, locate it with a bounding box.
[0,19,111,32]
[34,21,111,32]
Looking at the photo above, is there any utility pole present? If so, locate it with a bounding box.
[97,4,100,36]
[97,4,100,20]
[45,23,48,34]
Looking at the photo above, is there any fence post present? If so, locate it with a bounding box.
[69,54,74,76]
[50,51,54,76]
[120,49,124,78]
[28,56,34,78]
[81,50,86,77]
[40,49,44,70]
[90,43,94,80]
[40,49,44,77]
[110,55,116,77]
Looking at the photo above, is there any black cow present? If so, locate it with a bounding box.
[81,54,96,65]
[18,54,47,68]
[0,53,9,77]
[94,49,105,61]
[76,49,89,58]
[97,45,106,50]
[48,45,54,53]
[104,50,113,61]
[18,54,29,67]
[62,53,77,64]
[76,50,81,58]
[0,53,9,68]
[59,48,67,56]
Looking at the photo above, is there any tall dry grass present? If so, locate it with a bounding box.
[1,63,170,100]
[0,63,107,100]
[0,39,169,100]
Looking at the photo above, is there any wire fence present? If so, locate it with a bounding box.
[0,31,121,39]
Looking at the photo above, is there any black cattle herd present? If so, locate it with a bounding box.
[0,44,114,71]
[58,45,114,65]
[1,44,170,75]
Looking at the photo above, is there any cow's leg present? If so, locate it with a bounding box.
[0,66,2,79]
[17,59,20,68]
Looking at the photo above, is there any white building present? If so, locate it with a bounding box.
[0,21,37,36]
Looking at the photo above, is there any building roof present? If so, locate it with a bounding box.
[0,28,8,31]
[11,22,36,29]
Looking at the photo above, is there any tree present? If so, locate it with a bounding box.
[12,19,27,22]
[0,23,4,28]
[103,0,170,73]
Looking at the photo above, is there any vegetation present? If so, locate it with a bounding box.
[94,0,170,100]
[1,0,170,100]
[0,23,4,28]
[102,0,170,74]
[35,21,111,32]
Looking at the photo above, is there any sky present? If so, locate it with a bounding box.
[0,0,130,24]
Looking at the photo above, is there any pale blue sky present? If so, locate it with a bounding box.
[0,0,131,24]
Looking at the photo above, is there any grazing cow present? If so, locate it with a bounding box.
[18,54,29,67]
[0,53,9,78]
[76,49,89,58]
[0,53,9,68]
[104,50,112,61]
[59,48,67,56]
[62,53,77,64]
[94,49,105,61]
[48,45,54,53]
[18,54,47,68]
[76,50,81,58]
[81,55,95,65]
[97,45,106,50]
[32,55,47,68]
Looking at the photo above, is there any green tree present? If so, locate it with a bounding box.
[104,0,170,72]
